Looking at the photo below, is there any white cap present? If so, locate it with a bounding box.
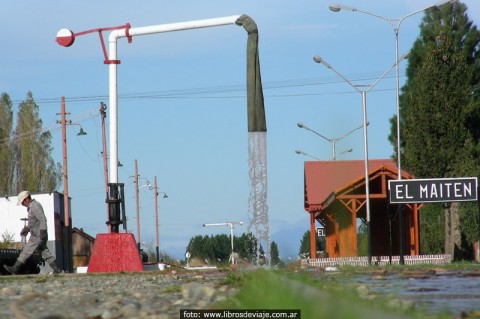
[17,191,30,206]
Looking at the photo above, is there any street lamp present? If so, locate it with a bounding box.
[295,149,321,161]
[297,122,366,160]
[57,96,88,227]
[313,51,410,265]
[57,96,87,272]
[295,148,352,161]
[153,176,168,263]
[328,0,454,265]
[203,221,244,264]
[328,0,456,179]
[132,159,152,249]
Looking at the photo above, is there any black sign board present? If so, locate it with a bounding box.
[388,177,478,204]
[316,227,325,237]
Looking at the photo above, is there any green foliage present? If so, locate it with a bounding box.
[298,230,324,257]
[141,240,176,263]
[398,3,480,179]
[0,93,14,195]
[221,271,248,286]
[357,222,368,256]
[186,235,212,260]
[0,230,14,249]
[218,269,422,319]
[419,204,445,254]
[459,202,480,246]
[270,241,281,266]
[389,3,480,257]
[13,92,61,193]
[211,234,231,262]
[235,232,257,262]
[162,285,182,294]
[186,232,258,264]
[0,91,61,194]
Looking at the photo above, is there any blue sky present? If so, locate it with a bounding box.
[2,1,479,259]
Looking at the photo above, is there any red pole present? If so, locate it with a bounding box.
[309,212,316,259]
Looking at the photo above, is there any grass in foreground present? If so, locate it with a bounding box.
[216,269,453,319]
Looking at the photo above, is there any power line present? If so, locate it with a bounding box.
[0,107,99,147]
[8,72,406,105]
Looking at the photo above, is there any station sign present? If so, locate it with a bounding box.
[388,177,478,204]
[316,227,325,237]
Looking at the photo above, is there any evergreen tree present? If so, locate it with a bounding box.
[186,232,259,263]
[13,92,61,193]
[357,222,368,256]
[211,234,231,262]
[0,93,14,195]
[270,241,281,266]
[419,204,446,254]
[389,2,480,258]
[186,235,212,260]
[298,230,324,257]
[234,232,257,262]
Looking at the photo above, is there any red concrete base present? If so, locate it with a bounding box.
[87,233,143,273]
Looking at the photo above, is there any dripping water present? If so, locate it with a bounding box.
[247,131,270,265]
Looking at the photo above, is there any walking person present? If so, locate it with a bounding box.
[4,191,62,275]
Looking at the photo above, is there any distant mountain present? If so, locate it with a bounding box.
[270,217,309,260]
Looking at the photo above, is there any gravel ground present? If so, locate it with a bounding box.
[0,269,236,319]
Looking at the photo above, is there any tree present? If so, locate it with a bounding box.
[186,235,212,260]
[270,241,280,266]
[211,234,231,262]
[234,232,257,262]
[186,232,259,264]
[0,230,15,249]
[0,93,14,195]
[142,240,176,263]
[357,222,368,256]
[389,2,480,259]
[419,204,445,254]
[298,230,324,258]
[13,92,61,193]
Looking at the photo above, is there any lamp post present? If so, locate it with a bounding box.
[328,0,455,178]
[313,51,409,265]
[297,122,366,160]
[57,96,87,227]
[203,221,243,264]
[295,148,352,161]
[132,159,152,249]
[295,149,321,161]
[153,176,168,263]
[57,96,87,273]
[98,102,112,232]
[328,0,454,264]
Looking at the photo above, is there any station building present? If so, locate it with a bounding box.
[303,159,420,259]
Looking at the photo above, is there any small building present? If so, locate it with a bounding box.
[303,159,420,259]
[72,227,95,270]
[0,192,73,273]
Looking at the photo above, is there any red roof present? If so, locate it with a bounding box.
[304,159,411,212]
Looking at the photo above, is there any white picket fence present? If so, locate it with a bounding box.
[303,254,452,268]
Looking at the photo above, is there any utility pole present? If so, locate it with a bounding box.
[153,176,168,263]
[100,102,110,232]
[56,96,87,273]
[58,97,70,227]
[154,176,159,262]
[134,159,140,249]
